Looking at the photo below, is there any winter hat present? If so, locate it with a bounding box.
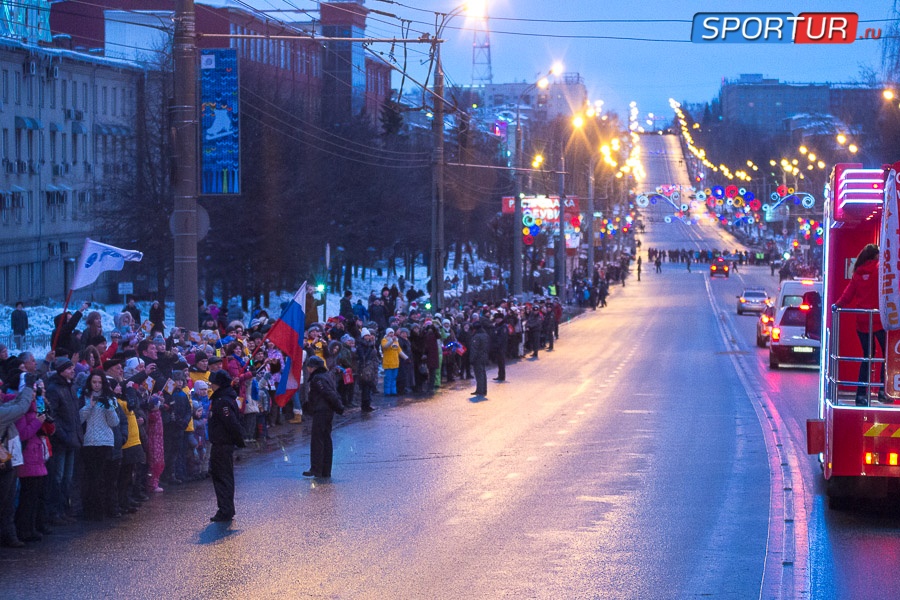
[54,357,74,373]
[193,350,208,362]
[398,327,409,335]
[208,355,223,365]
[360,328,372,337]
[208,370,232,388]
[102,358,124,372]
[442,319,451,328]
[385,327,395,335]
[124,357,143,378]
[340,334,353,344]
[304,355,325,369]
[193,380,209,392]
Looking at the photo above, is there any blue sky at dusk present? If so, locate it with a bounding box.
[257,1,893,120]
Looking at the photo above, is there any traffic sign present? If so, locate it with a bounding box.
[118,282,134,296]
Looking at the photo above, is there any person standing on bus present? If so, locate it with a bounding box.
[834,244,887,405]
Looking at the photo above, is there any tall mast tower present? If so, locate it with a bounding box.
[471,9,492,85]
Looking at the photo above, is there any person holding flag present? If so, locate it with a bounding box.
[265,283,309,422]
[52,238,143,356]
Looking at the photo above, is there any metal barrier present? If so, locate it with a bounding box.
[827,306,892,406]
[2,333,52,352]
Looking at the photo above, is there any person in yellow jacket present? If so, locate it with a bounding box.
[189,351,211,386]
[381,328,401,396]
[117,394,146,514]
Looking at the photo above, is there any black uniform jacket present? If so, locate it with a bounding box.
[208,385,245,447]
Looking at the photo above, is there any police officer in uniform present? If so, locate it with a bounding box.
[207,370,245,522]
[302,356,344,478]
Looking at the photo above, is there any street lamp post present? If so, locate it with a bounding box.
[512,67,559,297]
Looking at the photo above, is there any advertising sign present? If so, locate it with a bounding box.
[200,49,240,195]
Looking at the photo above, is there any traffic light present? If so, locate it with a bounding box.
[316,283,325,293]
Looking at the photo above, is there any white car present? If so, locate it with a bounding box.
[769,305,820,369]
[737,289,769,315]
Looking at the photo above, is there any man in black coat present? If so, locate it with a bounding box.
[469,320,490,397]
[302,356,344,478]
[207,370,245,522]
[490,313,508,382]
[44,358,82,525]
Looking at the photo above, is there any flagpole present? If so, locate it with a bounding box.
[51,288,74,355]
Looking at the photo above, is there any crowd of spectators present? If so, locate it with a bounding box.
[0,269,635,549]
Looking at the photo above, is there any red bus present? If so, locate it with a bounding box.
[807,162,900,509]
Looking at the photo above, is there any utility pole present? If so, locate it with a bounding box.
[173,0,199,330]
[556,148,566,297]
[586,155,595,275]
[431,42,445,311]
[512,115,524,296]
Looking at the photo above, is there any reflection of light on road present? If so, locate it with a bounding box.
[505,472,520,479]
[544,442,557,447]
[480,491,495,500]
[557,430,569,435]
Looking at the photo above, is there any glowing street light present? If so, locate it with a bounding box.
[836,134,847,145]
[849,144,859,153]
[572,114,585,129]
[885,89,896,101]
[799,146,808,154]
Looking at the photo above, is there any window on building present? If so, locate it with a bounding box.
[111,87,117,115]
[25,74,32,106]
[37,78,43,108]
[49,79,55,109]
[60,79,67,109]
[1,129,7,161]
[61,133,67,163]
[101,86,107,115]
[49,132,55,162]
[14,129,21,160]
[1,70,7,104]
[120,88,125,116]
[26,131,33,161]
[93,84,97,113]
[14,72,21,105]
[72,133,78,163]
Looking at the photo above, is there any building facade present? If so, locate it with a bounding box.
[0,36,141,303]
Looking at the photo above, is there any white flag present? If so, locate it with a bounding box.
[71,238,143,290]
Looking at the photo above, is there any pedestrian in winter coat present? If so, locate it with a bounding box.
[396,328,414,394]
[0,385,34,547]
[14,390,52,542]
[11,302,28,350]
[340,291,355,322]
[79,370,120,521]
[356,329,379,412]
[207,370,245,522]
[421,322,441,393]
[491,313,509,382]
[381,328,401,396]
[44,359,81,524]
[524,305,543,359]
[301,356,344,478]
[52,302,89,358]
[469,321,490,396]
[149,301,166,333]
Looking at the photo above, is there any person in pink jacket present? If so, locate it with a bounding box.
[15,390,53,542]
[834,244,886,404]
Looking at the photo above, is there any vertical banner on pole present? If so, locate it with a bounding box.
[199,48,240,195]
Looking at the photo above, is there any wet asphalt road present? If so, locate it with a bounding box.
[2,135,773,600]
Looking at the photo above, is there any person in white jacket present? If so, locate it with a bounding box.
[79,370,119,521]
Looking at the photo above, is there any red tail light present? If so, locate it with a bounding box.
[724,266,729,272]
[771,327,781,341]
[799,303,810,311]
[711,266,717,270]
[761,315,770,324]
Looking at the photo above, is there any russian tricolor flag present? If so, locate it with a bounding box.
[266,282,307,407]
